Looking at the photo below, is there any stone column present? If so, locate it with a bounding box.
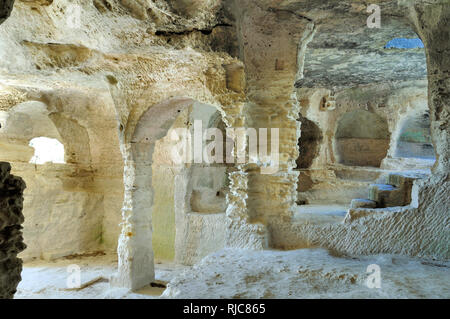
[173,167,192,264]
[404,0,450,174]
[111,142,155,291]
[229,1,312,247]
[111,98,195,290]
[0,162,26,299]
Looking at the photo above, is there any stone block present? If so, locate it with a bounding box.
[350,198,377,209]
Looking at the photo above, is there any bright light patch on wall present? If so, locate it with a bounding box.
[29,137,65,164]
[385,38,424,49]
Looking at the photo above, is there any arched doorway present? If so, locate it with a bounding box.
[113,97,230,290]
[395,111,434,159]
[151,102,229,265]
[334,110,390,167]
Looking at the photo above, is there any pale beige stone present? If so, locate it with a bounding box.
[0,0,448,298]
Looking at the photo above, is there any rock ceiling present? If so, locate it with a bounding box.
[284,0,428,89]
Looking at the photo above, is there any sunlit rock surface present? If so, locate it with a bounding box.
[0,0,447,297]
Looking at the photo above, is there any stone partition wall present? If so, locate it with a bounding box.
[112,93,244,290]
[0,87,124,261]
[268,1,450,260]
[223,0,313,248]
[334,110,390,167]
[0,162,26,299]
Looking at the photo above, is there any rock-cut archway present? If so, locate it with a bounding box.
[395,110,435,160]
[334,110,390,167]
[111,97,227,290]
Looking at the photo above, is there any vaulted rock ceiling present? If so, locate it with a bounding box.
[283,0,428,89]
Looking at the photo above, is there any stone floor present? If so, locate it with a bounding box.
[293,204,349,224]
[14,249,450,299]
[15,254,188,299]
[163,248,450,299]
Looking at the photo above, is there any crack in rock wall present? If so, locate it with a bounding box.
[0,162,26,299]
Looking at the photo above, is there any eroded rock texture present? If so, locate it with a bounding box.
[0,162,26,299]
[0,0,14,25]
[0,0,448,293]
[163,248,450,299]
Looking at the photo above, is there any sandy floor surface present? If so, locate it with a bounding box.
[15,249,450,299]
[15,254,189,299]
[163,248,450,299]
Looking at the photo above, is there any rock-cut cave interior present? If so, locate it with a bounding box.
[0,0,449,300]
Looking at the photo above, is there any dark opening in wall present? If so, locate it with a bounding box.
[296,115,322,169]
[395,111,435,159]
[335,110,389,167]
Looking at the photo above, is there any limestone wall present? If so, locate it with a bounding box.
[9,163,105,260]
[270,172,450,260]
[294,81,432,205]
[0,89,124,261]
[279,78,448,260]
[0,1,242,274]
[150,103,229,264]
[0,0,448,293]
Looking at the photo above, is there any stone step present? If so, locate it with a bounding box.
[350,198,377,209]
[386,171,427,188]
[368,183,407,208]
[348,171,428,209]
[384,171,428,206]
[334,167,385,182]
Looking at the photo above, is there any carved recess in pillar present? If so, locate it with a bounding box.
[320,92,336,111]
[223,63,246,93]
[0,162,26,299]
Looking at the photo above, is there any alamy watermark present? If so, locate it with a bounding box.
[367,4,381,28]
[165,120,280,174]
[366,264,382,289]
